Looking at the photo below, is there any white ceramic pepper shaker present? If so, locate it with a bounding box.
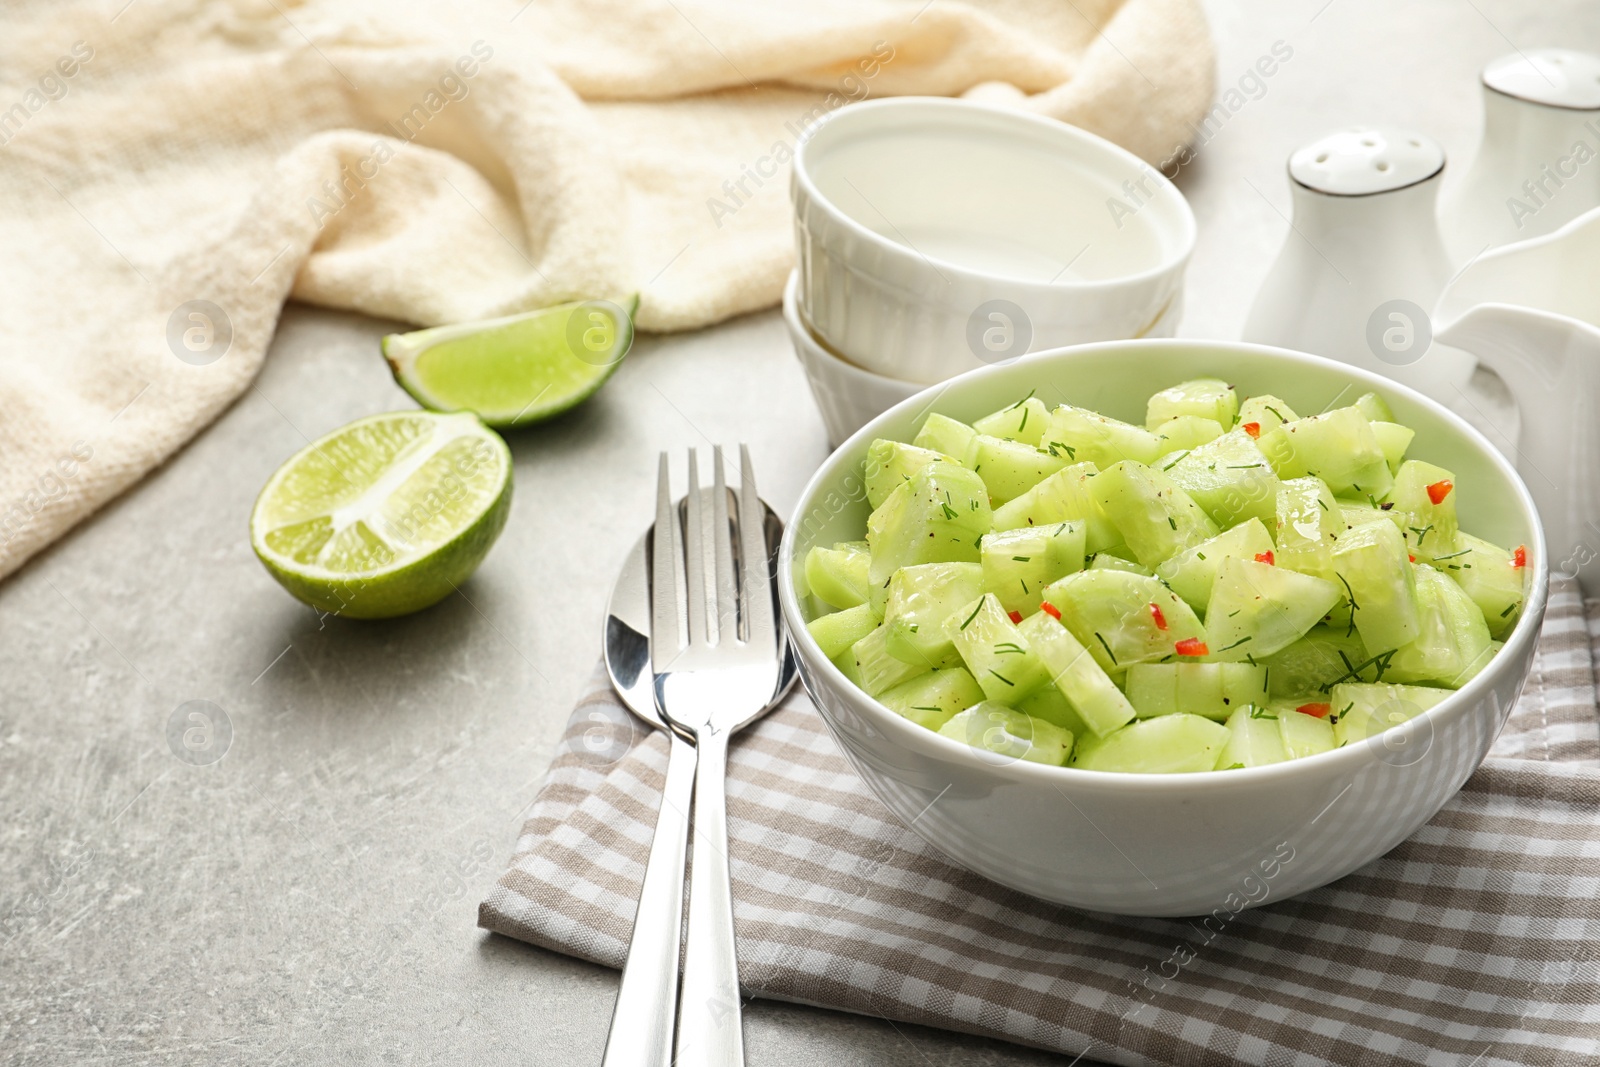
[1439,49,1600,266]
[1243,126,1473,401]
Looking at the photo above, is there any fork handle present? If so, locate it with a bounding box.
[675,727,745,1067]
[601,731,697,1067]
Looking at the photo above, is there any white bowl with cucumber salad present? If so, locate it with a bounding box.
[777,339,1548,916]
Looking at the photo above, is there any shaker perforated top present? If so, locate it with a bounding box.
[1483,49,1600,110]
[1287,127,1445,197]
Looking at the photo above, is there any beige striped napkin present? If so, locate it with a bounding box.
[479,578,1600,1066]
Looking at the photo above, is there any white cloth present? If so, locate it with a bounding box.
[0,0,1214,580]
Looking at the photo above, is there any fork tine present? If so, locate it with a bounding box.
[737,444,777,651]
[710,447,738,644]
[683,450,708,648]
[650,452,681,672]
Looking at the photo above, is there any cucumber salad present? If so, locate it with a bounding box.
[802,379,1530,774]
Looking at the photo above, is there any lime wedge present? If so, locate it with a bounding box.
[382,296,638,427]
[250,411,513,619]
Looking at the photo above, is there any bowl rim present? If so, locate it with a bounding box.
[791,96,1197,294]
[777,338,1551,791]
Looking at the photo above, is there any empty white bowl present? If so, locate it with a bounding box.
[792,97,1195,385]
[782,270,923,447]
[777,339,1548,916]
[785,269,1185,448]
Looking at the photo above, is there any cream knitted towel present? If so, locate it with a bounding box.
[0,0,1213,581]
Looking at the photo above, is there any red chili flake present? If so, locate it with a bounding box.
[1007,610,1024,625]
[1241,421,1261,439]
[1040,601,1061,620]
[1512,544,1527,569]
[1174,637,1208,657]
[1296,702,1332,718]
[1254,550,1275,565]
[1425,479,1454,505]
[1149,603,1168,630]
[1408,554,1416,563]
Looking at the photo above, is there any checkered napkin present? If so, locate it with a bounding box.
[479,578,1600,1067]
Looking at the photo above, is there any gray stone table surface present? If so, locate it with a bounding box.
[5,1,1599,1064]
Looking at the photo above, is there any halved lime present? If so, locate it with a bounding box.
[250,411,513,619]
[382,296,638,427]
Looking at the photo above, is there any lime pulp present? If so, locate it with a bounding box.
[250,410,512,619]
[382,296,638,427]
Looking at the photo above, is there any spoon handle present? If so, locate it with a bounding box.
[674,727,745,1067]
[600,731,697,1067]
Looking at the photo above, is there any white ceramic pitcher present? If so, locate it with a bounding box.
[1434,205,1600,591]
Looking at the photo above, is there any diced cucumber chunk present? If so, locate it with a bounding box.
[1216,704,1288,768]
[1090,460,1220,567]
[865,440,955,508]
[1332,519,1422,655]
[877,668,986,731]
[1385,564,1492,686]
[1450,639,1500,688]
[1259,625,1379,697]
[1043,569,1207,673]
[1330,681,1451,747]
[1277,706,1336,759]
[991,461,1121,552]
[1017,612,1138,737]
[973,396,1051,445]
[807,603,879,660]
[980,522,1086,615]
[1371,422,1414,474]
[1336,498,1390,530]
[1352,391,1396,422]
[1088,552,1152,576]
[1236,394,1298,433]
[1385,460,1459,557]
[866,463,991,614]
[804,542,871,610]
[1154,517,1276,615]
[913,413,979,466]
[1152,416,1226,454]
[1220,662,1273,708]
[1162,429,1281,528]
[1257,406,1393,498]
[849,624,930,696]
[1041,405,1161,469]
[972,434,1068,505]
[883,562,984,669]
[1205,557,1341,661]
[1145,378,1239,429]
[832,647,863,687]
[1015,685,1093,737]
[1073,714,1231,773]
[1124,662,1269,720]
[1121,662,1190,718]
[943,594,1051,703]
[1275,476,1342,583]
[1437,533,1526,639]
[938,701,1074,766]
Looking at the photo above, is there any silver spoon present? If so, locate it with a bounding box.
[599,488,796,1067]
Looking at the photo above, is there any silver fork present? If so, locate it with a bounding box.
[651,446,783,1067]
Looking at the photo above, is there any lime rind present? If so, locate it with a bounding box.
[250,411,513,619]
[383,295,638,428]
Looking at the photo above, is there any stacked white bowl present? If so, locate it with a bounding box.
[785,97,1197,445]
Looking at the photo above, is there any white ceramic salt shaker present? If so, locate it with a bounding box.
[1439,49,1600,267]
[1243,126,1473,401]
